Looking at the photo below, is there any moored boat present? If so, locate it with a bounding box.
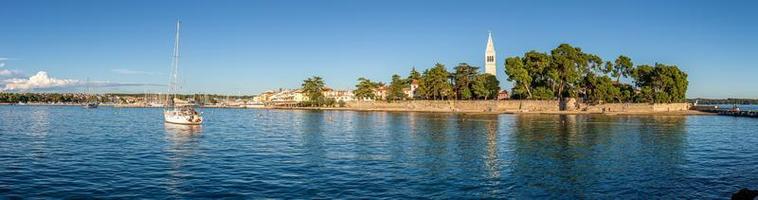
[241,102,265,108]
[163,20,203,125]
[82,78,99,109]
[164,105,202,125]
[83,102,99,109]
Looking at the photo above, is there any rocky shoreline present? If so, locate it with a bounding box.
[3,101,718,116]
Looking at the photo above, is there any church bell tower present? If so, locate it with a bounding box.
[484,31,497,76]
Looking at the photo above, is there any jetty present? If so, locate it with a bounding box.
[714,109,758,118]
[692,105,758,118]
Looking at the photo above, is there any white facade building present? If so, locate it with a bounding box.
[484,31,497,76]
[269,89,309,102]
[403,80,419,99]
[323,89,355,102]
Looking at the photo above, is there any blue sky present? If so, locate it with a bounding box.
[1,0,756,98]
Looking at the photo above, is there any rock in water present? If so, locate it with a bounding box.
[731,188,758,200]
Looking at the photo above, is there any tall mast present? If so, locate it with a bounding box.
[169,20,181,104]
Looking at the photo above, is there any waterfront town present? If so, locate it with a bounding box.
[3,1,758,199]
[2,32,511,108]
[0,31,753,116]
[0,23,753,118]
[0,85,510,108]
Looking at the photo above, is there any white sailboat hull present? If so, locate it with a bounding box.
[164,110,203,125]
[241,103,265,108]
[148,103,165,107]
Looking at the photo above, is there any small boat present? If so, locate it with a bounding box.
[163,20,203,125]
[241,102,265,108]
[83,102,99,109]
[82,78,99,109]
[148,103,165,107]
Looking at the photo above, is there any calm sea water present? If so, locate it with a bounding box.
[0,106,756,199]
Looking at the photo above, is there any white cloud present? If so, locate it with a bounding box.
[0,57,8,68]
[112,69,158,75]
[0,69,23,77]
[1,71,165,91]
[2,71,81,91]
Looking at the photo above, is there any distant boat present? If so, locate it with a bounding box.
[163,20,203,125]
[148,103,165,107]
[83,102,99,109]
[82,78,99,109]
[241,102,265,108]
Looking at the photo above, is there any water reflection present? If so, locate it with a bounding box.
[164,123,203,139]
[509,114,688,198]
[299,111,326,166]
[453,114,502,197]
[163,123,203,196]
[414,113,452,179]
[484,115,500,180]
[29,107,52,160]
[30,107,51,136]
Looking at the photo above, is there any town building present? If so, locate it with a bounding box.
[374,86,387,101]
[403,79,419,99]
[269,89,309,102]
[323,88,355,102]
[497,90,510,100]
[258,88,356,104]
[253,91,275,102]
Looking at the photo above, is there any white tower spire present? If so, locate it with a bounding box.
[484,31,497,76]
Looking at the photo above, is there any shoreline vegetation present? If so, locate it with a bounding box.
[1,100,715,116]
[286,43,701,115]
[295,44,691,109]
[0,103,715,116]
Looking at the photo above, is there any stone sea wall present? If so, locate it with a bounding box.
[344,100,691,113]
[581,103,691,113]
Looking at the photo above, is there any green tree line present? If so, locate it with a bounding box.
[352,63,500,101]
[300,62,500,107]
[0,93,87,103]
[504,43,688,104]
[300,76,337,107]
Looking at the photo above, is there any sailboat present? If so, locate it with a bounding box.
[164,20,203,125]
[82,78,99,109]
